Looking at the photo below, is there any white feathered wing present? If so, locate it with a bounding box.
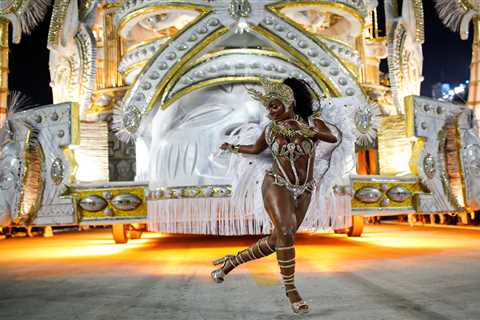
[217,98,357,232]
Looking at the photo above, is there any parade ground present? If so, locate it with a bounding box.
[0,224,478,320]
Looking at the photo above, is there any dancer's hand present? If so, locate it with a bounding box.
[220,143,240,153]
[220,143,230,150]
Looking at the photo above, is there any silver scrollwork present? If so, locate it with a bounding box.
[123,107,142,133]
[465,144,480,177]
[355,187,382,203]
[353,102,380,147]
[79,196,108,212]
[50,158,64,185]
[423,153,436,179]
[354,108,372,134]
[386,186,412,202]
[111,193,142,211]
[229,0,252,19]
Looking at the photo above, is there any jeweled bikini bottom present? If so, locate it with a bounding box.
[267,171,316,202]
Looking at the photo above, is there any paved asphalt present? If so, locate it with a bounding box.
[0,224,479,320]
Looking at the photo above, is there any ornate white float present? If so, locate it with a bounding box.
[2,0,480,242]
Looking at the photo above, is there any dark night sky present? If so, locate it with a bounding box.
[8,0,472,105]
[9,5,53,105]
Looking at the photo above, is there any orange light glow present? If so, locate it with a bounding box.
[2,225,480,283]
[346,232,471,249]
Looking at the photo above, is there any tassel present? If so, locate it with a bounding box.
[147,193,353,235]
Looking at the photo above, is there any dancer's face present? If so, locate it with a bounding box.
[267,99,289,120]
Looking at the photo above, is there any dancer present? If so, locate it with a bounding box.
[210,78,338,314]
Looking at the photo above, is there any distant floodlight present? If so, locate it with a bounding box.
[454,86,465,94]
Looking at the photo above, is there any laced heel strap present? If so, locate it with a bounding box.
[212,254,235,266]
[276,245,294,251]
[262,237,275,253]
[255,238,275,256]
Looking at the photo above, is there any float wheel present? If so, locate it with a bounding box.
[112,224,128,244]
[347,216,364,237]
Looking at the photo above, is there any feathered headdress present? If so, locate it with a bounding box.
[248,78,295,109]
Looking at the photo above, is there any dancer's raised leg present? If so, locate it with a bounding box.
[211,235,276,283]
[262,176,309,313]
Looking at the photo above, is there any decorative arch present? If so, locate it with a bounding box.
[115,0,369,141]
[160,48,331,109]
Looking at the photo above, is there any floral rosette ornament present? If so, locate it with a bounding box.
[352,100,381,148]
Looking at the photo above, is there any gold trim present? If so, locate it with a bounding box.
[162,48,331,107]
[195,48,287,64]
[86,104,114,115]
[260,2,367,96]
[413,0,424,43]
[70,102,80,146]
[48,0,71,46]
[101,2,121,10]
[94,86,129,94]
[0,0,22,15]
[342,61,360,77]
[118,3,210,35]
[351,180,425,209]
[319,34,356,51]
[72,187,147,219]
[63,148,78,185]
[404,95,415,137]
[122,60,149,76]
[365,36,387,44]
[269,1,365,26]
[266,3,365,95]
[460,0,473,12]
[120,8,218,115]
[147,26,229,111]
[126,36,170,55]
[409,138,424,176]
[252,25,340,96]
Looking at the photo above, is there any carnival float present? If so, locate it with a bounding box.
[1,0,480,242]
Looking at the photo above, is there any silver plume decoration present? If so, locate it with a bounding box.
[112,103,137,143]
[434,0,470,32]
[19,0,52,35]
[7,91,36,114]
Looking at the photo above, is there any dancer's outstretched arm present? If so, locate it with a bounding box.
[220,129,268,154]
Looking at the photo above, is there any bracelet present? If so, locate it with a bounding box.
[228,144,240,153]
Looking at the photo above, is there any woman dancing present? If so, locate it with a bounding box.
[210,78,338,314]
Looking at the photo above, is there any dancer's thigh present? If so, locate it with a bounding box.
[262,175,297,230]
[294,192,312,231]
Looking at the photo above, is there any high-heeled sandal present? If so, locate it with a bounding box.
[291,300,310,314]
[286,288,310,314]
[210,255,235,283]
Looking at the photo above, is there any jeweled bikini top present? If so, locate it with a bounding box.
[265,119,316,161]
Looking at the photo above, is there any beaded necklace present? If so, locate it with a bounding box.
[271,118,317,139]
